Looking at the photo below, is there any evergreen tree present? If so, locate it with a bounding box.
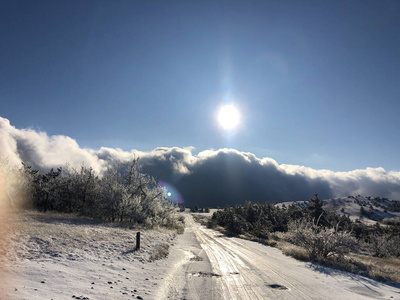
[308,193,325,225]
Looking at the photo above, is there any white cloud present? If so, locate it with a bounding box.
[0,117,106,173]
[0,117,20,166]
[1,116,400,206]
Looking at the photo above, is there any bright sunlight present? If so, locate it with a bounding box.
[218,104,240,130]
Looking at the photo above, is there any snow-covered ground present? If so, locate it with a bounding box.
[0,210,178,300]
[277,195,400,224]
[1,209,400,299]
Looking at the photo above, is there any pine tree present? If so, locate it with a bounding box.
[308,193,325,225]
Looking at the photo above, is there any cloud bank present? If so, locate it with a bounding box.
[1,116,400,207]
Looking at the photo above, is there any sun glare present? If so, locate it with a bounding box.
[218,104,240,130]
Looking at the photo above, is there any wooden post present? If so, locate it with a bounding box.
[136,232,140,250]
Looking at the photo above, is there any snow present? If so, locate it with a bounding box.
[0,210,177,300]
[1,209,400,300]
[277,195,400,224]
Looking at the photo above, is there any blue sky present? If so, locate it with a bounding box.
[1,0,399,172]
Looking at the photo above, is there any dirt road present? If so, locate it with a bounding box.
[177,214,400,300]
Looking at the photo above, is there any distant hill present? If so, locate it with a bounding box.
[277,195,400,225]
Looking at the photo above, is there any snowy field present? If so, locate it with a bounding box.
[0,210,179,300]
[1,208,400,300]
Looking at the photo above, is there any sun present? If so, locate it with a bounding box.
[218,104,240,130]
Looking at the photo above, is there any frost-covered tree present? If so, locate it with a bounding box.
[99,159,174,225]
[18,162,39,208]
[55,165,100,215]
[100,163,124,222]
[6,157,177,228]
[120,159,174,226]
[35,168,62,212]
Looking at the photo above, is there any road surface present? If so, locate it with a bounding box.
[167,214,400,300]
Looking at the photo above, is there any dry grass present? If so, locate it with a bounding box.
[351,255,400,283]
[273,239,309,262]
[269,232,308,260]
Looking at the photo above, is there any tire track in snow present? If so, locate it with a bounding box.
[187,214,398,300]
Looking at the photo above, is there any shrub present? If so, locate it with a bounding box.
[369,233,400,258]
[382,218,400,226]
[288,220,358,262]
[163,216,185,234]
[227,215,250,235]
[149,243,170,260]
[206,219,218,229]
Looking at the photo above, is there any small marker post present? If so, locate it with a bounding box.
[136,232,140,250]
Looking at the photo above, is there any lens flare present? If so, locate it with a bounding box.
[0,158,16,299]
[158,181,184,204]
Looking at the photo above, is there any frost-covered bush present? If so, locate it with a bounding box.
[149,243,170,260]
[369,233,400,258]
[288,219,358,262]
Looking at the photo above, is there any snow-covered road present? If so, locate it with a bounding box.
[181,214,400,300]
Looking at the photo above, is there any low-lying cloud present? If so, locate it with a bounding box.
[1,116,400,207]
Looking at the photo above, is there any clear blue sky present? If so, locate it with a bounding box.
[1,0,399,172]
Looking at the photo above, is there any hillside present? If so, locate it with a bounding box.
[277,195,400,225]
